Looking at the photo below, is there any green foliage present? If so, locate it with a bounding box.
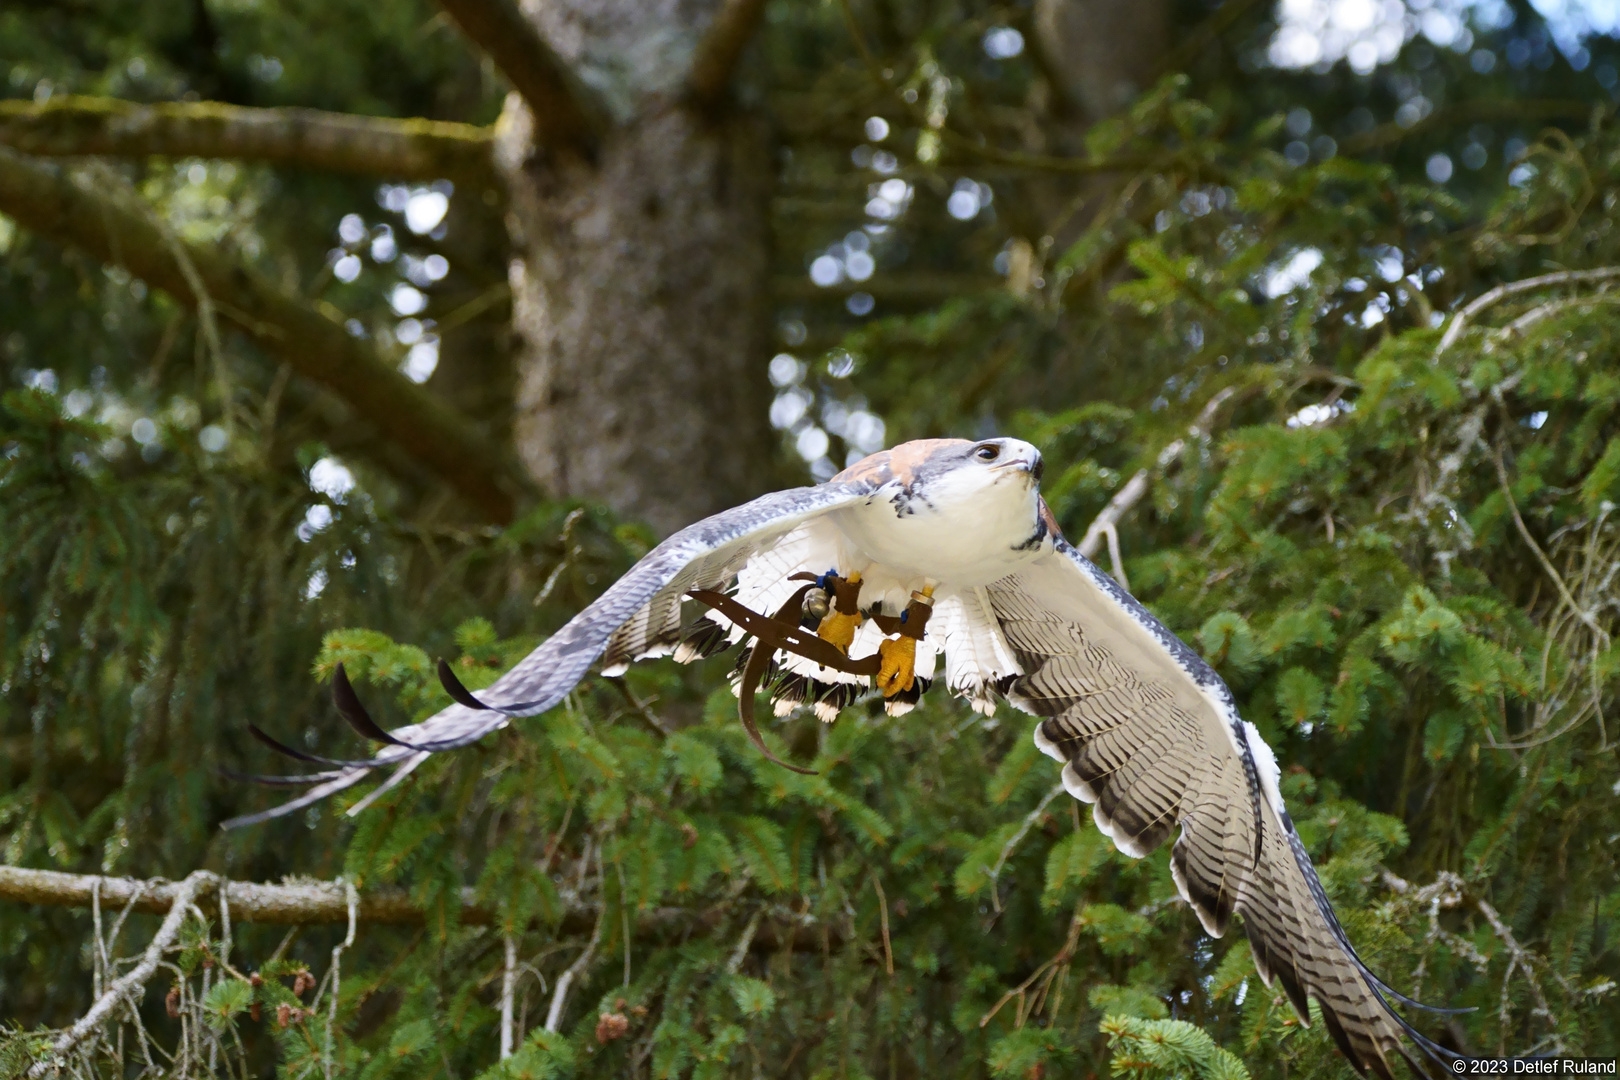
[1102,1016,1251,1080]
[1042,828,1120,911]
[482,1029,576,1080]
[0,1024,50,1080]
[201,978,253,1028]
[4,0,1620,1075]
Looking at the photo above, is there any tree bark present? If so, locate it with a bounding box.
[1018,0,1174,302]
[1033,0,1170,124]
[486,1,775,536]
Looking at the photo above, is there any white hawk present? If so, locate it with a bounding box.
[227,436,1461,1078]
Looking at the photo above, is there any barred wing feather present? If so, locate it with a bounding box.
[221,483,869,829]
[997,539,1432,1080]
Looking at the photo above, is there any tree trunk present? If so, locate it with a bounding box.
[1033,0,1170,125]
[492,1,775,537]
[1015,0,1173,292]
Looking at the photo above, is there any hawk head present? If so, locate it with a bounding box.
[833,436,1044,494]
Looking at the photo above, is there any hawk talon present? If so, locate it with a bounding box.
[815,570,863,653]
[816,608,863,652]
[876,635,917,697]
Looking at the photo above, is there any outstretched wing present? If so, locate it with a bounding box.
[991,538,1443,1079]
[222,482,871,829]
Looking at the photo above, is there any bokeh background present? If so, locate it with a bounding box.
[1,0,1618,1076]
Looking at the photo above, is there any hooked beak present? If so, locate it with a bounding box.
[993,455,1043,483]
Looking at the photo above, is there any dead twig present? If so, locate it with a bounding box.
[727,909,765,974]
[986,783,1066,914]
[500,934,518,1059]
[29,871,216,1078]
[1437,266,1620,352]
[1079,386,1239,562]
[1490,444,1608,644]
[978,902,1086,1030]
[545,851,606,1032]
[869,873,894,976]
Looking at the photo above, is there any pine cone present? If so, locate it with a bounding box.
[594,1012,629,1044]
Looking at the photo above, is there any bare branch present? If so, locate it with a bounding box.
[726,909,765,974]
[0,864,488,926]
[436,0,609,151]
[500,935,519,1059]
[1339,98,1595,159]
[1080,468,1157,561]
[1079,386,1238,560]
[0,147,521,521]
[867,876,893,976]
[1490,443,1608,644]
[28,871,216,1079]
[1438,266,1620,352]
[985,783,1065,913]
[687,0,768,107]
[1383,868,1574,1039]
[545,853,606,1032]
[322,880,358,1080]
[0,95,493,181]
[0,864,835,952]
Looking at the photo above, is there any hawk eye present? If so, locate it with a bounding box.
[974,444,1000,462]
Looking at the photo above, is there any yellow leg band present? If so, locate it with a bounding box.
[876,636,917,697]
[817,609,862,653]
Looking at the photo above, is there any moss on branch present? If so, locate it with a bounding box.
[0,95,493,181]
[435,0,609,152]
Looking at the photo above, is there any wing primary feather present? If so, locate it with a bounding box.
[344,753,430,816]
[333,662,436,751]
[246,723,376,768]
[216,766,349,786]
[218,769,371,829]
[224,482,867,828]
[1375,987,1475,1016]
[437,659,496,712]
[1316,1003,1372,1077]
[1277,815,1476,1016]
[1350,979,1465,1076]
[674,618,733,664]
[996,545,1472,1076]
[1231,722,1267,868]
[434,657,561,719]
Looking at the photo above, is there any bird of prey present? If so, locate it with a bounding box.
[227,436,1459,1078]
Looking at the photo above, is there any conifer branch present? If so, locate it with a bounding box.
[0,96,494,181]
[435,0,610,152]
[0,865,483,926]
[0,864,833,950]
[1338,98,1594,157]
[0,147,520,521]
